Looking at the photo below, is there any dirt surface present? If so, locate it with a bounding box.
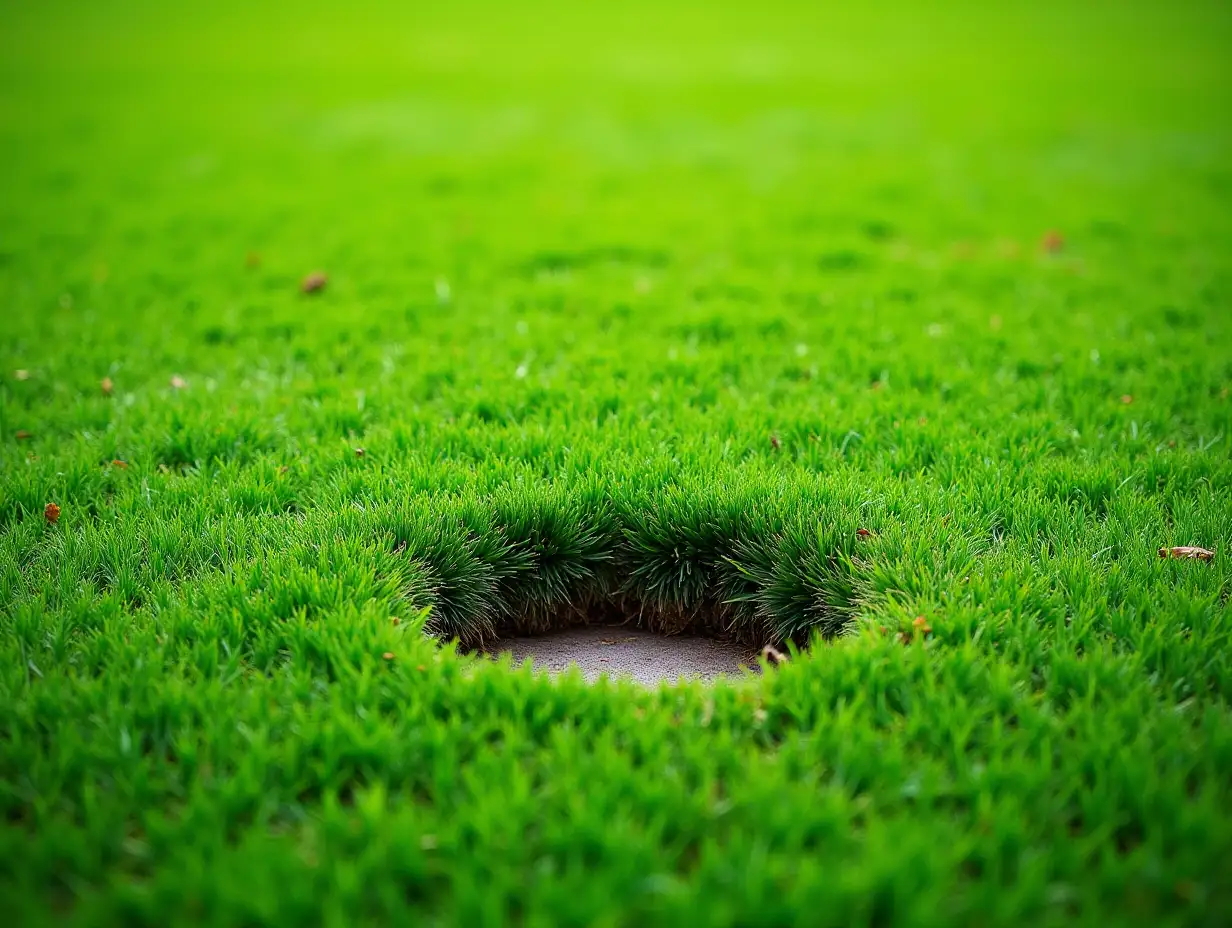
[495,626,759,685]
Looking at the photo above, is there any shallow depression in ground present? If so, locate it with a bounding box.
[495,626,759,685]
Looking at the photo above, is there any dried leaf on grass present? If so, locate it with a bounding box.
[761,644,788,665]
[44,502,61,524]
[301,271,328,294]
[1158,546,1215,561]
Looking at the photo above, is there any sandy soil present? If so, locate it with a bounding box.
[495,626,758,685]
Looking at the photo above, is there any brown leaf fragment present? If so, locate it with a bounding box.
[16,430,32,440]
[301,271,328,294]
[111,459,128,469]
[44,502,61,524]
[245,251,262,269]
[856,527,872,537]
[1120,394,1133,405]
[1041,230,1065,253]
[100,377,114,396]
[382,651,395,661]
[761,644,789,665]
[1159,546,1215,561]
[912,616,933,634]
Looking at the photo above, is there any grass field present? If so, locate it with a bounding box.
[3,0,1232,924]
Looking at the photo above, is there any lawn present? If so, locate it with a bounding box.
[2,0,1231,924]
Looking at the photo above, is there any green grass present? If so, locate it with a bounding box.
[3,0,1232,923]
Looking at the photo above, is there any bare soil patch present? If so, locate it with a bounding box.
[495,626,759,685]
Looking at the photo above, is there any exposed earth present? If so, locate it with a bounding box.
[496,626,758,685]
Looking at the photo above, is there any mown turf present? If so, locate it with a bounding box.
[3,1,1232,924]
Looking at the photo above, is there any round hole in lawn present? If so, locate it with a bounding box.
[457,591,816,685]
[494,625,760,685]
